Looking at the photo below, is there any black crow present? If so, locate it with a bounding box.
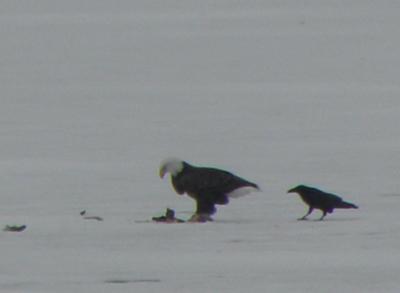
[288,185,358,220]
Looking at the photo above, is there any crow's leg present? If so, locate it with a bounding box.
[298,207,313,220]
[318,211,327,221]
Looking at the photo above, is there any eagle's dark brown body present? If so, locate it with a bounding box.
[172,162,259,215]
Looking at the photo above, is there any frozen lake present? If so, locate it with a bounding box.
[1,1,400,292]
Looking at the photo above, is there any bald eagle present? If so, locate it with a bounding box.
[159,158,260,222]
[288,185,358,220]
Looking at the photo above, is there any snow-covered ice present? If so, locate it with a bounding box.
[1,1,400,292]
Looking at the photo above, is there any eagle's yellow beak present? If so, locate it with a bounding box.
[159,166,167,178]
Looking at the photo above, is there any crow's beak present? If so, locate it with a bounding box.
[287,188,296,193]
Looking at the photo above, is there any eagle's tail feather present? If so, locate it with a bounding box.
[227,185,260,198]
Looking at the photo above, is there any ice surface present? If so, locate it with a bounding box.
[1,1,400,292]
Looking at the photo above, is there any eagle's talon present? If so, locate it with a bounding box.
[188,214,213,223]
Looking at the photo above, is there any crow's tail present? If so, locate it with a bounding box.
[337,201,358,209]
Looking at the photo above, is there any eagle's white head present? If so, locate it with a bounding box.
[159,158,185,178]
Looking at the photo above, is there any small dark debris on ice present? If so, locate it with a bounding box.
[105,278,161,284]
[152,208,185,223]
[83,216,103,221]
[80,210,103,221]
[4,225,27,232]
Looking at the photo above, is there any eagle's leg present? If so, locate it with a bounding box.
[188,213,213,223]
[298,207,313,220]
[318,210,327,221]
[189,199,215,222]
